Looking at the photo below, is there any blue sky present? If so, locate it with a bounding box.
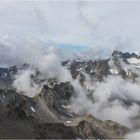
[58,44,89,53]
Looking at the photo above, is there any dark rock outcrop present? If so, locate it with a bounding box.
[112,50,139,64]
[68,59,110,84]
[0,85,129,139]
[34,116,129,139]
[38,82,75,119]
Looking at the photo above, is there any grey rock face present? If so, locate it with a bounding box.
[0,84,129,139]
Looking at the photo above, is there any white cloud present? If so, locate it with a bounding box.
[13,69,41,97]
[125,130,140,139]
[71,75,140,128]
[0,1,140,54]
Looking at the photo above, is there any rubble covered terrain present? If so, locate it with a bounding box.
[0,50,140,139]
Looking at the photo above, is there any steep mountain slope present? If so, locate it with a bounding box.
[0,50,140,139]
[0,87,129,139]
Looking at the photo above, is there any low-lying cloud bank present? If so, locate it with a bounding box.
[71,75,140,127]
